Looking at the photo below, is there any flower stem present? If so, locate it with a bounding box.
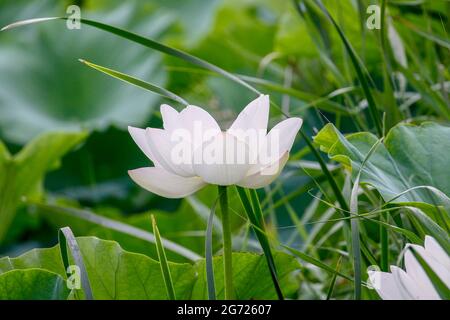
[218,185,234,300]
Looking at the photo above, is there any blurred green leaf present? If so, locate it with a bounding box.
[236,187,284,299]
[0,236,300,300]
[151,215,177,300]
[0,131,87,242]
[1,237,196,299]
[0,245,65,275]
[192,252,300,299]
[58,226,93,300]
[151,0,221,47]
[311,0,383,135]
[314,122,450,212]
[274,8,316,58]
[283,245,353,282]
[79,59,189,106]
[76,237,195,299]
[34,201,203,262]
[407,207,450,254]
[0,269,70,300]
[0,1,171,144]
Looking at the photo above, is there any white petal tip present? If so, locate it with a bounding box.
[127,125,140,134]
[129,167,205,198]
[160,103,173,112]
[256,94,269,103]
[293,117,303,127]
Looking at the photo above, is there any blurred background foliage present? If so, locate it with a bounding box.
[0,0,448,299]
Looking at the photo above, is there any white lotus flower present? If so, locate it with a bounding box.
[128,95,302,198]
[368,236,450,300]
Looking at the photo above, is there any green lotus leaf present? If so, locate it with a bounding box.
[0,0,170,144]
[314,122,450,209]
[0,131,87,243]
[0,236,300,300]
[0,269,70,300]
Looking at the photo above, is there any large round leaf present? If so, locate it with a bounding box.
[0,0,170,144]
[314,122,450,207]
[0,236,301,300]
[0,269,70,300]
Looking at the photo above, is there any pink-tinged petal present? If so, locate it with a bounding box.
[180,105,220,130]
[128,167,205,198]
[160,104,180,132]
[424,236,450,270]
[227,96,270,165]
[146,128,194,177]
[237,152,289,189]
[415,238,450,289]
[193,132,252,186]
[368,270,405,300]
[241,117,303,176]
[128,126,159,166]
[404,249,441,299]
[228,94,270,134]
[263,117,303,160]
[390,266,422,299]
[177,105,221,152]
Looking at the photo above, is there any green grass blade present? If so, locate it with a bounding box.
[326,256,342,300]
[79,59,189,106]
[407,207,450,254]
[58,227,93,300]
[349,182,362,300]
[397,64,450,119]
[379,0,402,128]
[31,201,201,261]
[0,17,59,30]
[304,130,349,216]
[167,66,357,115]
[151,215,176,300]
[283,245,353,282]
[410,248,450,299]
[248,190,265,226]
[361,214,422,244]
[395,16,450,50]
[380,211,389,271]
[205,197,219,300]
[311,126,379,266]
[238,75,356,115]
[349,138,383,299]
[305,127,377,268]
[310,0,383,136]
[236,187,284,300]
[1,17,261,96]
[293,0,348,85]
